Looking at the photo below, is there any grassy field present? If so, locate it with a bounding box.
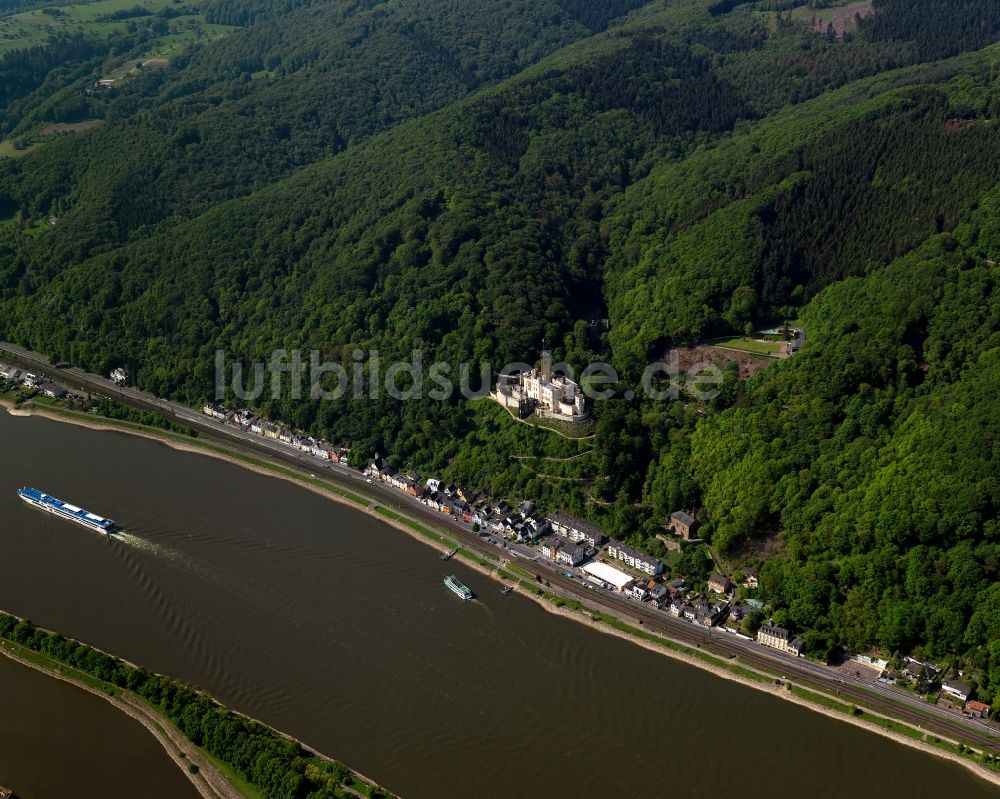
[710,336,784,356]
[0,0,235,56]
[0,138,37,157]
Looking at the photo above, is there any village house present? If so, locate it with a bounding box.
[365,458,396,481]
[557,542,588,568]
[963,700,991,719]
[319,443,340,462]
[487,515,506,533]
[742,568,758,589]
[697,602,726,628]
[279,429,293,444]
[669,510,699,540]
[606,539,664,576]
[941,680,973,702]
[629,583,650,602]
[524,517,551,539]
[472,505,491,527]
[249,418,264,436]
[293,435,312,452]
[708,573,732,595]
[904,659,939,685]
[40,381,65,398]
[541,536,562,560]
[491,351,587,421]
[756,623,805,656]
[548,511,606,547]
[648,583,670,608]
[203,402,228,420]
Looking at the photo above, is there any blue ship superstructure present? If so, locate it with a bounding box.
[17,487,117,534]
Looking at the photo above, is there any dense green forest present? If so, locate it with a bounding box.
[0,613,390,798]
[1,0,999,702]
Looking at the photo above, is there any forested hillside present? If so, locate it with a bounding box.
[1,0,1000,698]
[0,0,643,242]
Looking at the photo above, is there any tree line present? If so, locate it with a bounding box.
[0,613,395,798]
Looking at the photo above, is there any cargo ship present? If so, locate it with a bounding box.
[443,574,473,600]
[17,488,117,535]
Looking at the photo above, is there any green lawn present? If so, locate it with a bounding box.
[710,336,784,356]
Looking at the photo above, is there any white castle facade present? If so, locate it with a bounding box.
[492,352,587,422]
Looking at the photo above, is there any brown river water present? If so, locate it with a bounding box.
[0,654,200,799]
[0,410,997,799]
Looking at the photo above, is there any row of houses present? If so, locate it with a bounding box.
[575,559,736,628]
[2,363,68,398]
[669,593,730,628]
[365,460,562,539]
[204,403,348,464]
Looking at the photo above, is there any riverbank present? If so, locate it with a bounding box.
[0,639,242,799]
[4,399,999,791]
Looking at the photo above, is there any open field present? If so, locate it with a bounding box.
[40,119,103,134]
[0,0,235,56]
[791,0,874,38]
[709,336,785,356]
[0,138,36,157]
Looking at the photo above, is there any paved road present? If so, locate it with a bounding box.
[2,341,998,755]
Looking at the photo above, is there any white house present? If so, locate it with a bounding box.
[547,512,605,547]
[942,680,972,702]
[606,540,663,576]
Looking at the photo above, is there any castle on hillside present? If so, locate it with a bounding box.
[491,351,587,422]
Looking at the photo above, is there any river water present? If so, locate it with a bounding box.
[0,653,200,799]
[0,409,996,799]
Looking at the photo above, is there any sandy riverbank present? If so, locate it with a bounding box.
[0,642,239,799]
[5,400,999,790]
